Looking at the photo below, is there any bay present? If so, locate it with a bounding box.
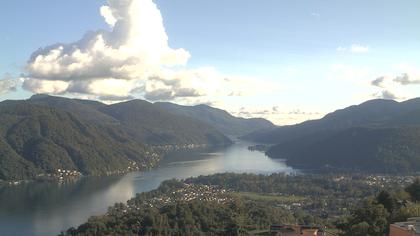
[0,140,294,236]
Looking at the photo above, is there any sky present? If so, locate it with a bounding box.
[0,0,419,125]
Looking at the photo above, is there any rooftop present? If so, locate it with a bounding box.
[391,217,420,234]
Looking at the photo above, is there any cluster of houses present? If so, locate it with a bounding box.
[364,175,416,187]
[153,143,207,153]
[54,169,81,179]
[131,184,232,209]
[330,175,416,188]
[108,184,232,215]
[103,156,162,176]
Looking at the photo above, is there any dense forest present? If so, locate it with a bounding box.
[30,95,232,146]
[244,98,420,172]
[156,102,274,136]
[337,179,420,236]
[1,95,264,181]
[60,173,420,235]
[30,94,273,141]
[244,98,420,144]
[0,101,159,181]
[268,126,420,172]
[63,197,294,236]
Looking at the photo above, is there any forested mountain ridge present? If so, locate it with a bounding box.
[29,95,231,146]
[268,126,420,172]
[0,101,158,181]
[243,98,420,144]
[243,98,420,172]
[30,94,273,142]
[156,102,275,136]
[98,100,232,145]
[0,95,238,181]
[30,94,115,124]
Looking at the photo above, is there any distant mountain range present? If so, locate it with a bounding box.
[156,102,274,136]
[30,95,273,140]
[0,95,273,181]
[7,93,419,179]
[244,98,420,172]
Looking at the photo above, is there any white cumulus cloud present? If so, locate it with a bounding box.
[0,74,21,94]
[22,0,271,103]
[22,79,69,94]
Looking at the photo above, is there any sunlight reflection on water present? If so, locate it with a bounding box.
[0,140,295,236]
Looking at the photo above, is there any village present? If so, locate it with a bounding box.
[130,183,232,210]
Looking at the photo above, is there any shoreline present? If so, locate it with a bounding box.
[0,142,232,187]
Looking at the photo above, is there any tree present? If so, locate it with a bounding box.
[376,190,397,214]
[339,199,389,236]
[349,222,370,236]
[395,204,420,222]
[405,179,420,202]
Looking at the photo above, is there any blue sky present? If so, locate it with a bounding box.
[1,0,419,124]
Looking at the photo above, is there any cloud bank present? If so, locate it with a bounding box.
[370,71,420,100]
[22,0,271,104]
[337,44,369,53]
[371,76,387,88]
[230,106,322,125]
[0,74,20,95]
[393,73,420,85]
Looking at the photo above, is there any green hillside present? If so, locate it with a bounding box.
[0,96,235,181]
[29,95,232,146]
[99,100,232,145]
[156,102,275,136]
[237,98,420,172]
[244,98,420,144]
[0,101,158,181]
[267,126,420,172]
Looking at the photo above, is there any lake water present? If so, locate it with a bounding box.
[0,140,294,236]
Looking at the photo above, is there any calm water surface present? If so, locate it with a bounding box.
[0,140,294,236]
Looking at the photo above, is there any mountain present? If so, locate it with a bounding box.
[29,95,231,146]
[30,94,116,124]
[243,98,420,172]
[244,98,420,144]
[156,102,275,136]
[98,100,231,145]
[0,101,157,181]
[268,126,420,172]
[0,95,234,181]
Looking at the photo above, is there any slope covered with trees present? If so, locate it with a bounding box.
[0,101,158,181]
[61,173,420,236]
[99,100,231,145]
[29,95,231,146]
[30,94,115,124]
[156,102,275,136]
[0,95,236,181]
[268,126,420,172]
[244,98,420,144]
[243,98,420,172]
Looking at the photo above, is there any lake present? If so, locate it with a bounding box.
[0,140,294,236]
